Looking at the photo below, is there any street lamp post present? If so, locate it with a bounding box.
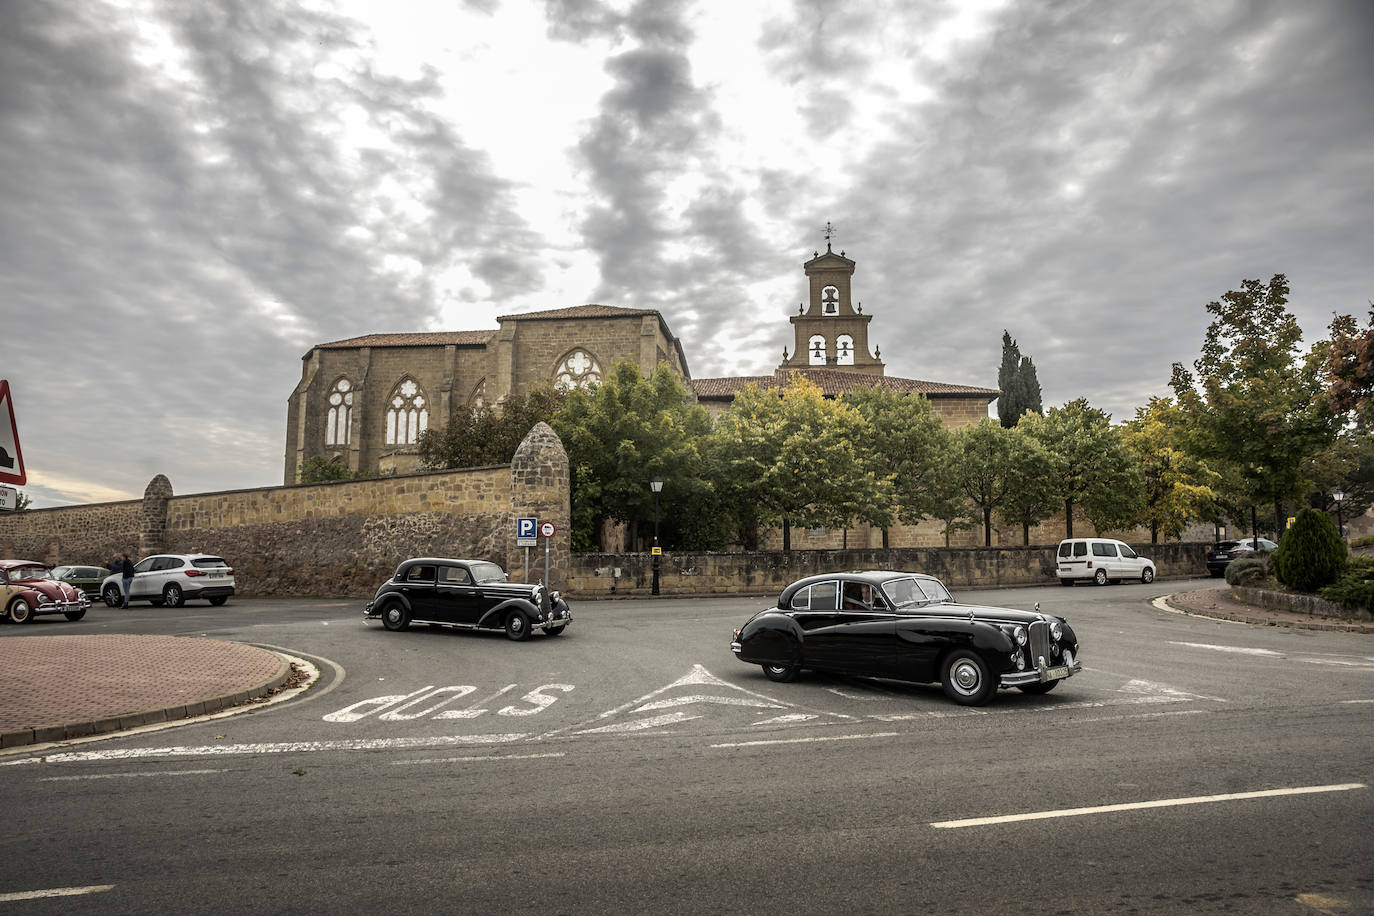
[1333,488,1345,539]
[650,476,663,596]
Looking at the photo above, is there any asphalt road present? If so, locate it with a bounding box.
[2,578,1371,914]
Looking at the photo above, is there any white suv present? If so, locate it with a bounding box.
[101,554,236,607]
[1056,538,1155,586]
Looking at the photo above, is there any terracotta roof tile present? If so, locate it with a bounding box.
[496,304,660,321]
[691,369,999,400]
[317,330,495,349]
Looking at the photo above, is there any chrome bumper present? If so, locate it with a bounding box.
[1000,654,1082,687]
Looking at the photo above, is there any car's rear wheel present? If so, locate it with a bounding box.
[1141,567,1155,584]
[103,585,123,607]
[8,599,33,624]
[1093,568,1108,586]
[504,612,530,641]
[762,662,799,683]
[163,583,185,608]
[941,649,995,706]
[209,596,228,606]
[381,602,410,632]
[63,609,87,622]
[1018,679,1061,695]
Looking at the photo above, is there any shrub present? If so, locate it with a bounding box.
[1320,557,1374,612]
[1225,556,1267,587]
[1272,508,1348,592]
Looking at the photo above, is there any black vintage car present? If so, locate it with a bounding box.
[730,570,1081,706]
[364,557,570,640]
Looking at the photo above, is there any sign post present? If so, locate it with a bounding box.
[516,517,537,581]
[0,380,25,487]
[539,521,556,587]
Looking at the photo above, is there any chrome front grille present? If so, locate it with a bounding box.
[1028,620,1051,667]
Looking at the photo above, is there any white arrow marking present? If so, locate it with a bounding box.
[1170,641,1282,657]
[576,712,702,734]
[637,694,783,712]
[1120,679,1228,703]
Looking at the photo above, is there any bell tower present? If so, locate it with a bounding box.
[778,225,884,376]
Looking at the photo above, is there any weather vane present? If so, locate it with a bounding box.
[823,221,836,252]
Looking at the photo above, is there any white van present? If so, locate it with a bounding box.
[1056,538,1155,586]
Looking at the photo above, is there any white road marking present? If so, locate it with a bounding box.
[755,714,818,725]
[712,732,899,748]
[931,783,1367,829]
[392,753,564,765]
[0,885,115,902]
[1119,679,1228,703]
[1342,699,1374,704]
[1170,641,1282,657]
[1,734,531,766]
[576,712,701,734]
[40,769,226,782]
[637,694,783,712]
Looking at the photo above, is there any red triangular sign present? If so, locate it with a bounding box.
[0,380,26,486]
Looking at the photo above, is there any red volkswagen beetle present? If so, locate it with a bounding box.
[1,560,91,623]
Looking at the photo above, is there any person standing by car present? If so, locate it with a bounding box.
[119,553,135,608]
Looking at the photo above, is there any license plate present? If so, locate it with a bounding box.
[209,571,224,578]
[1044,665,1070,681]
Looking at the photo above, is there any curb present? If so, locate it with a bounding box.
[1158,594,1374,634]
[0,653,293,750]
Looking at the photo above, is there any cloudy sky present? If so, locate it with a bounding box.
[3,0,1371,509]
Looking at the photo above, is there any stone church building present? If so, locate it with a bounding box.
[284,246,999,513]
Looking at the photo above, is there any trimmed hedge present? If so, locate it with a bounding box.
[1320,557,1374,612]
[1225,556,1267,587]
[1272,509,1348,592]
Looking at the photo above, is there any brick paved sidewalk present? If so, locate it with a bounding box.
[0,634,291,749]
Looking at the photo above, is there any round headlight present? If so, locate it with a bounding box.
[1014,626,1027,646]
[1050,620,1063,641]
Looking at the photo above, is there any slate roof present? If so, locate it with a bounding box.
[691,369,999,401]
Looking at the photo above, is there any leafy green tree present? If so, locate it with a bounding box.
[953,419,1016,546]
[1121,397,1221,542]
[998,426,1059,545]
[996,331,1043,427]
[1021,399,1141,538]
[297,456,377,483]
[417,386,568,470]
[1170,275,1337,536]
[552,361,716,552]
[1272,508,1347,592]
[843,387,950,544]
[713,376,891,551]
[1301,424,1374,524]
[1325,308,1374,424]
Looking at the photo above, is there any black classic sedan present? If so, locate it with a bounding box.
[730,570,1081,706]
[364,557,570,640]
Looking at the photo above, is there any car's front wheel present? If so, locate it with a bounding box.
[163,583,185,608]
[504,612,530,641]
[941,649,996,706]
[761,662,799,683]
[1093,568,1108,586]
[103,585,123,607]
[381,602,410,632]
[1141,567,1155,584]
[8,598,33,624]
[64,609,87,622]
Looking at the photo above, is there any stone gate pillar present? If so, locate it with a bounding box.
[140,474,172,556]
[509,422,570,588]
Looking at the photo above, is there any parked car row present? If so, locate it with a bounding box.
[0,554,236,622]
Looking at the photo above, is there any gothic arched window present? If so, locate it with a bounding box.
[469,379,487,409]
[385,378,428,446]
[821,286,840,315]
[808,335,828,366]
[836,335,855,365]
[325,378,353,446]
[554,348,603,390]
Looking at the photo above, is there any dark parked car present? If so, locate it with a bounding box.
[1,560,91,623]
[52,565,107,601]
[1206,538,1279,577]
[364,557,571,640]
[730,570,1080,706]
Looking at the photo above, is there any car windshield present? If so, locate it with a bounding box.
[469,562,507,584]
[9,565,51,581]
[881,577,951,609]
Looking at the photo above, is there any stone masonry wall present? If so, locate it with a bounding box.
[0,501,143,567]
[569,541,1209,597]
